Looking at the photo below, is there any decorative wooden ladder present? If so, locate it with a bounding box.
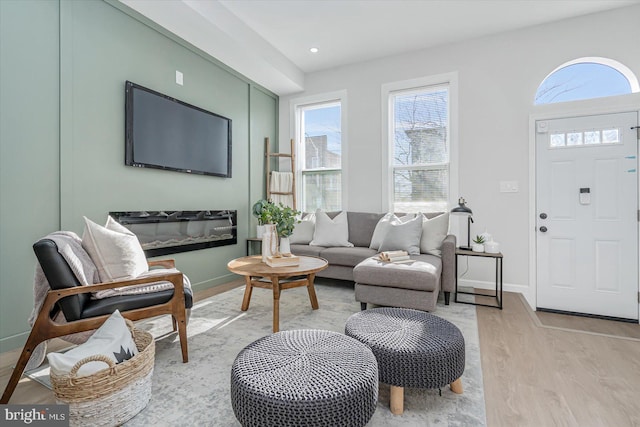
[265,137,296,210]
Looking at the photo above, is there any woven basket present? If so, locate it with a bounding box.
[50,321,155,427]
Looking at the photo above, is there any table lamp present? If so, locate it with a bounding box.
[451,197,473,250]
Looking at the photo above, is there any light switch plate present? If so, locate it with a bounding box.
[500,181,519,193]
[176,70,183,86]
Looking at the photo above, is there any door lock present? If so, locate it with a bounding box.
[539,213,547,219]
[579,188,591,205]
[539,226,548,233]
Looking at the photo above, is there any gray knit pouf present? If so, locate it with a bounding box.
[345,307,465,390]
[231,329,378,427]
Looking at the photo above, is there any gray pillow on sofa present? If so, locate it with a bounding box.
[420,212,450,256]
[369,213,413,250]
[289,213,315,244]
[378,214,423,255]
[369,213,395,250]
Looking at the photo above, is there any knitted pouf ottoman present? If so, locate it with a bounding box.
[231,329,378,427]
[345,307,465,415]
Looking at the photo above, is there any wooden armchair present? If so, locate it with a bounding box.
[0,238,193,404]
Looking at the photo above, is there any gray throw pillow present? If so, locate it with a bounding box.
[369,213,414,250]
[289,213,315,244]
[369,213,396,250]
[420,212,450,256]
[378,214,423,255]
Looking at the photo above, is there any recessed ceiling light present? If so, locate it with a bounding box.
[309,47,319,53]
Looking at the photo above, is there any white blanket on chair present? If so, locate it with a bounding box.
[27,231,97,369]
[29,232,98,326]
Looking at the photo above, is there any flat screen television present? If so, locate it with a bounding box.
[125,81,232,178]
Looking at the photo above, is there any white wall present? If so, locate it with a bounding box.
[279,5,640,305]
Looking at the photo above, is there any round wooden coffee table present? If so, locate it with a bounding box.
[227,255,328,332]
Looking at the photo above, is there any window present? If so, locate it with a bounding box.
[296,100,343,212]
[535,58,639,105]
[388,84,450,213]
[549,127,620,149]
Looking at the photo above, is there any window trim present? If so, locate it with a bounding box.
[290,90,348,211]
[381,72,459,213]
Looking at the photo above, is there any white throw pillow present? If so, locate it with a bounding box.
[82,216,148,282]
[289,213,315,244]
[309,210,353,247]
[420,212,450,256]
[369,213,414,250]
[378,214,423,255]
[48,310,138,377]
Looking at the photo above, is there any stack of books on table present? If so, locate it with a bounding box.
[266,254,300,267]
[378,250,412,263]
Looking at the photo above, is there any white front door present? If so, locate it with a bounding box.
[536,112,638,320]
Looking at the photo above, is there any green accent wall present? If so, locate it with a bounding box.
[249,86,278,232]
[0,0,277,352]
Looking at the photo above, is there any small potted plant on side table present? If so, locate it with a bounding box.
[472,235,486,252]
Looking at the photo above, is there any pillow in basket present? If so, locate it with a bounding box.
[48,310,138,377]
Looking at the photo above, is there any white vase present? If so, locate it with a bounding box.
[471,243,485,253]
[256,225,265,238]
[279,237,291,255]
[484,241,500,254]
[261,224,277,262]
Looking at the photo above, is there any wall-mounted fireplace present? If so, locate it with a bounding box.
[109,210,237,257]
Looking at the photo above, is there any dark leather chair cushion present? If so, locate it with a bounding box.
[81,287,193,318]
[33,238,193,322]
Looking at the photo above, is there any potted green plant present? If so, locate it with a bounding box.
[472,235,485,253]
[252,199,277,260]
[252,199,274,237]
[270,203,300,255]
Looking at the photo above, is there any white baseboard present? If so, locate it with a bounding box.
[191,273,239,292]
[0,331,30,355]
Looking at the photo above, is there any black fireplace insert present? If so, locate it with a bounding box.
[109,210,237,257]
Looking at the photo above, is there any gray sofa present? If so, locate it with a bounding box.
[289,212,456,312]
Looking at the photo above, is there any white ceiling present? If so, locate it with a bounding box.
[120,0,640,95]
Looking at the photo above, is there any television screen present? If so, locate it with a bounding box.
[125,81,232,177]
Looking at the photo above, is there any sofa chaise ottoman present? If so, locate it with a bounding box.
[289,211,455,311]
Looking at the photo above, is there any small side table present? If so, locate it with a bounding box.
[455,248,503,309]
[246,238,262,256]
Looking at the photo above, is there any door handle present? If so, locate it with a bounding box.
[539,226,548,233]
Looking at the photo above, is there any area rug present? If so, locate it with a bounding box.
[123,279,485,426]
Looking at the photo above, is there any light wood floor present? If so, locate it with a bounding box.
[477,292,640,427]
[2,284,639,426]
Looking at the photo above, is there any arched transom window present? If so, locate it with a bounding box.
[535,57,639,105]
